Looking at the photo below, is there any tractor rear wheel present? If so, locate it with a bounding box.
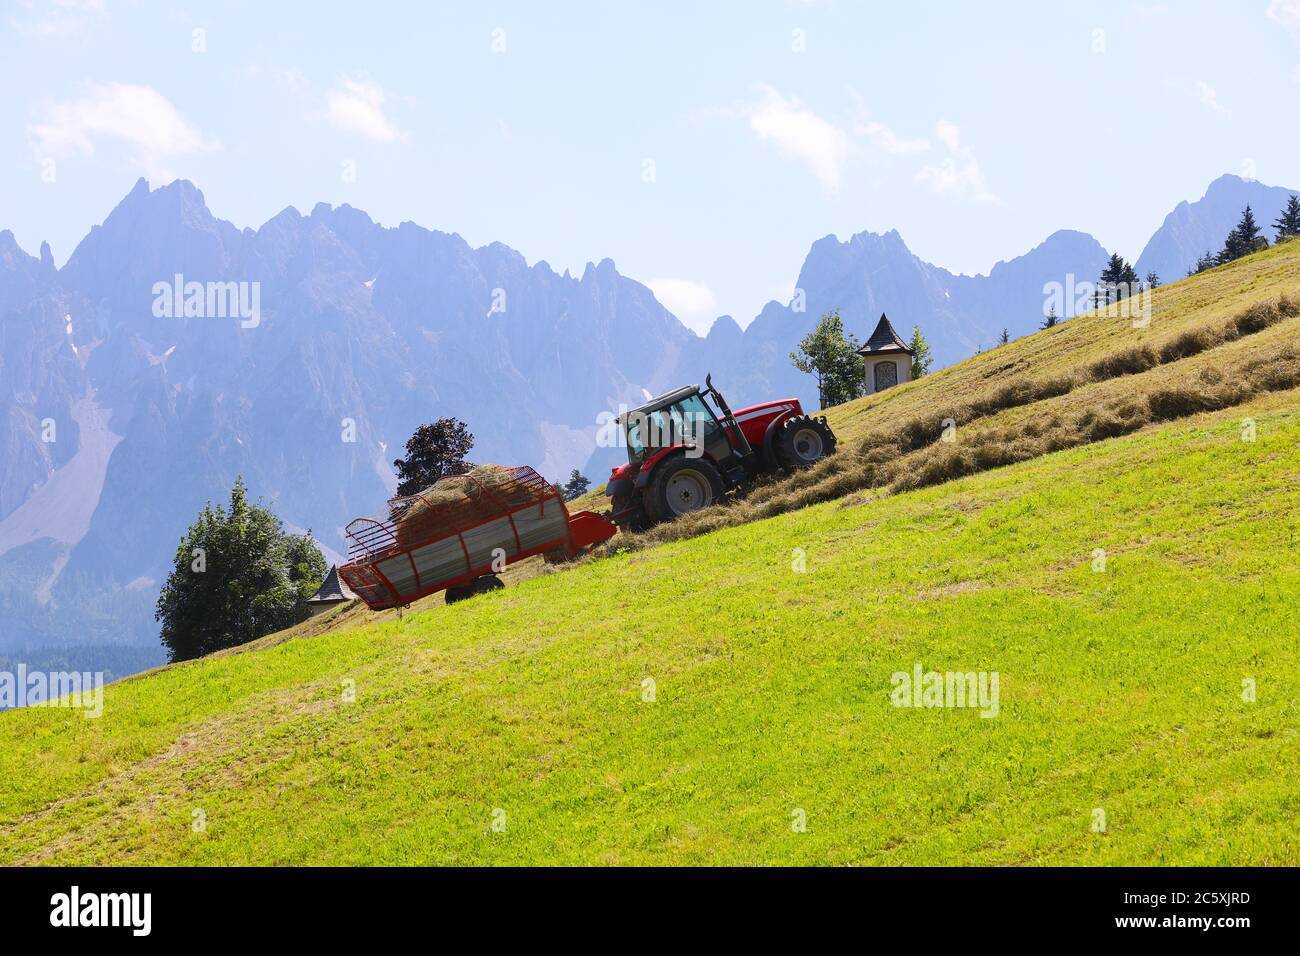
[773,415,837,470]
[645,455,724,524]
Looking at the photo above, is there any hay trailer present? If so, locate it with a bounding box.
[338,465,616,610]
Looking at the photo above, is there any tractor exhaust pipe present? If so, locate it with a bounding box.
[704,373,754,458]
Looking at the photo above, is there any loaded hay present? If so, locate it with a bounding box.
[391,465,543,547]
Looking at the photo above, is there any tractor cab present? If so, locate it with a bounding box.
[621,383,738,471]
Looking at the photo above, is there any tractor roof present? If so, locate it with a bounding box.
[620,384,700,421]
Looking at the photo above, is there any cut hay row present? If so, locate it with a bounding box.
[889,294,1299,454]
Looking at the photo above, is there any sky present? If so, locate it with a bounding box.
[2,0,1299,335]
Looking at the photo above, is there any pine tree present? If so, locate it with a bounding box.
[1273,195,1300,243]
[1190,250,1216,275]
[908,325,933,379]
[1099,253,1140,300]
[1217,205,1267,266]
[998,328,1010,345]
[1040,305,1058,330]
[1235,205,1264,254]
[1099,253,1126,287]
[1145,271,1160,290]
[561,469,591,501]
[1120,261,1138,296]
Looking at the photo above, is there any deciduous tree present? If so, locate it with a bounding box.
[393,418,475,496]
[156,477,326,662]
[908,324,933,378]
[790,309,864,408]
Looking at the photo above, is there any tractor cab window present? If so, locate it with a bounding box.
[624,393,723,463]
[671,394,723,449]
[625,407,678,462]
[624,411,658,462]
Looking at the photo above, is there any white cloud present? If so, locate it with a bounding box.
[856,120,930,156]
[326,74,409,143]
[934,120,963,152]
[845,86,931,158]
[915,120,997,204]
[1195,80,1227,114]
[647,278,718,334]
[26,82,216,177]
[11,0,106,39]
[1267,0,1300,37]
[1268,1,1300,80]
[746,84,849,193]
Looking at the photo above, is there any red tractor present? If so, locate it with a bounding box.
[605,374,836,530]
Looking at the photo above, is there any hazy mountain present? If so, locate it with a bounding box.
[1135,174,1299,283]
[0,174,1272,673]
[0,180,695,668]
[688,227,1109,415]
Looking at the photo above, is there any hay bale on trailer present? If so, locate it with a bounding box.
[392,465,530,547]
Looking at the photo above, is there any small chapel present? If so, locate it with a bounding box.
[857,313,914,395]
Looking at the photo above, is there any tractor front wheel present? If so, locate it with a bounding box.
[773,415,837,470]
[611,494,650,533]
[645,456,725,524]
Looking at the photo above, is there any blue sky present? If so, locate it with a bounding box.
[2,0,1299,333]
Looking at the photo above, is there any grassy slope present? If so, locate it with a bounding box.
[3,248,1299,865]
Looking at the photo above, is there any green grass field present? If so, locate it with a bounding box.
[3,247,1299,865]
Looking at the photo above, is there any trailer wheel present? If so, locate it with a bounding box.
[446,575,504,604]
[445,584,474,604]
[773,415,837,470]
[473,574,505,595]
[645,455,724,523]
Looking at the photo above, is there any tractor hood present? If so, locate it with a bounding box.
[729,397,803,448]
[731,397,803,421]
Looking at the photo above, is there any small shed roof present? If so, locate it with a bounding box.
[857,313,914,356]
[306,565,358,605]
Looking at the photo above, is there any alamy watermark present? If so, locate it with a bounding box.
[50,886,150,936]
[1,665,104,717]
[152,273,261,328]
[596,405,710,459]
[1043,274,1151,329]
[891,663,999,718]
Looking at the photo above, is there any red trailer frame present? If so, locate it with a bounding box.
[338,465,615,610]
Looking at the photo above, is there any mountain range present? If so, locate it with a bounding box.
[0,172,1294,674]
